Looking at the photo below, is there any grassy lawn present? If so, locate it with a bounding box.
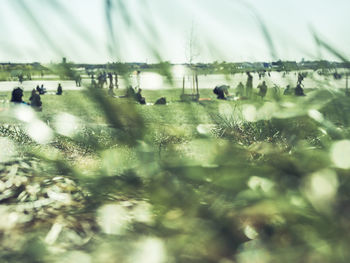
[1,84,350,262]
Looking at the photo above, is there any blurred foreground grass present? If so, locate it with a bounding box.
[1,83,350,262]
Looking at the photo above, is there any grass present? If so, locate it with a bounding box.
[1,0,350,261]
[1,79,350,262]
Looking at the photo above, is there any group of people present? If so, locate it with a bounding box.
[90,71,119,90]
[36,84,47,95]
[213,71,306,100]
[122,86,166,105]
[10,87,42,111]
[283,73,305,96]
[124,86,146,104]
[213,71,267,100]
[10,83,63,111]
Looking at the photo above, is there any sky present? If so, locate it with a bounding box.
[0,0,349,64]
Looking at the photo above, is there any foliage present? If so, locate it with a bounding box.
[1,1,350,263]
[1,82,350,263]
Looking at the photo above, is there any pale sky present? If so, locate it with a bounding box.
[0,0,349,63]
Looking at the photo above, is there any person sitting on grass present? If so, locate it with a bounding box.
[213,85,230,100]
[257,81,267,99]
[39,84,47,95]
[154,97,166,105]
[10,87,28,105]
[135,88,146,104]
[29,89,42,111]
[295,84,305,96]
[56,83,63,95]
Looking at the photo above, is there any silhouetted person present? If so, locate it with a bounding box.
[213,85,230,100]
[135,88,146,104]
[154,97,166,105]
[75,74,82,87]
[108,72,113,88]
[333,72,341,80]
[36,85,41,94]
[103,71,107,86]
[56,83,63,95]
[18,74,23,84]
[11,87,27,104]
[97,73,104,88]
[29,89,42,111]
[246,72,253,98]
[297,73,304,85]
[39,84,46,94]
[257,81,267,98]
[295,84,305,96]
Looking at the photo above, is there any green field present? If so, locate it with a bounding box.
[1,85,350,262]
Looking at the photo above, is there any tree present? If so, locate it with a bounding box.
[185,22,200,66]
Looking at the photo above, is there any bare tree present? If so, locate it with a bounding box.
[185,21,200,66]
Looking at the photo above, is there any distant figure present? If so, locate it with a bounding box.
[154,97,166,105]
[135,88,146,104]
[236,82,245,97]
[56,83,63,95]
[108,73,113,88]
[97,73,104,88]
[75,74,82,87]
[36,85,41,94]
[245,72,253,98]
[297,73,304,85]
[283,85,293,95]
[103,71,107,86]
[29,89,42,111]
[10,87,27,104]
[18,74,24,84]
[333,72,342,80]
[39,84,46,94]
[257,81,267,98]
[213,85,230,100]
[295,84,305,96]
